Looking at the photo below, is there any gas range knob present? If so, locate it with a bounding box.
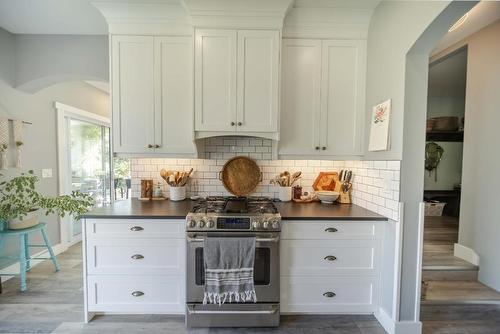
[187,218,196,228]
[262,221,270,229]
[252,221,261,229]
[197,220,205,228]
[206,219,215,228]
[271,220,279,229]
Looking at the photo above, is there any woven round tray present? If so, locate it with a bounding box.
[218,156,262,196]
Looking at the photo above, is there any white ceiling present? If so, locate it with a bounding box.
[432,1,500,56]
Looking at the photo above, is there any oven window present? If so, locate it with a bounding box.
[195,247,270,286]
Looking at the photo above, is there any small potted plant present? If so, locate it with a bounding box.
[0,170,94,230]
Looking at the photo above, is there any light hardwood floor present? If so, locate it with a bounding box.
[2,243,500,333]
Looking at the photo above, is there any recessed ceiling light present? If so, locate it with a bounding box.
[449,13,469,32]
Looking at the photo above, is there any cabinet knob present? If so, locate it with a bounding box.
[131,291,144,297]
[130,226,144,232]
[231,122,235,126]
[147,144,153,148]
[155,144,160,148]
[324,255,337,261]
[131,254,144,260]
[237,122,242,126]
[315,146,320,150]
[322,146,326,150]
[323,292,336,298]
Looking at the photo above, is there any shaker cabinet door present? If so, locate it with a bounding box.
[320,40,366,156]
[194,29,237,132]
[279,39,322,155]
[236,30,279,133]
[111,35,155,154]
[154,37,196,154]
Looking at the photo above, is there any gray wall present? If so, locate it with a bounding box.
[14,34,108,93]
[455,20,500,291]
[0,27,109,268]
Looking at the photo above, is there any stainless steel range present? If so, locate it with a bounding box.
[185,196,281,328]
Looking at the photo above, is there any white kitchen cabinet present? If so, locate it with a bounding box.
[111,35,155,154]
[194,29,280,137]
[236,30,280,133]
[83,219,186,320]
[279,39,322,155]
[154,37,195,154]
[279,39,366,157]
[280,220,384,314]
[111,35,195,155]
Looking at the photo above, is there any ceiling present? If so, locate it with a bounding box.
[432,1,500,56]
[428,48,467,98]
[0,0,381,35]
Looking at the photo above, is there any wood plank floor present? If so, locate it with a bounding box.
[2,243,500,333]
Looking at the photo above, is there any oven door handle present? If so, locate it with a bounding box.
[186,236,280,243]
[186,305,278,315]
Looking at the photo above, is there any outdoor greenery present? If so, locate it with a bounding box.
[0,170,94,222]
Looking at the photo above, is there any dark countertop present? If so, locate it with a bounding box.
[83,199,387,221]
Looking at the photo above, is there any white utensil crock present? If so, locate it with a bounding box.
[278,186,292,202]
[169,186,186,201]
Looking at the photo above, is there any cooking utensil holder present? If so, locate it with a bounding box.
[170,185,186,201]
[278,186,293,202]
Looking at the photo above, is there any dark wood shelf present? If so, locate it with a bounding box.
[426,130,464,142]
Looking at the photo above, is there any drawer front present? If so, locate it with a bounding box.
[281,239,380,276]
[87,275,184,313]
[282,221,382,240]
[281,276,378,313]
[85,219,185,239]
[87,239,185,275]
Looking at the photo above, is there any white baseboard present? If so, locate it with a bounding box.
[395,320,422,334]
[374,307,395,334]
[454,243,480,266]
[0,242,66,283]
[375,307,422,334]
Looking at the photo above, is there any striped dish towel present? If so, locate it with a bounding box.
[203,237,257,305]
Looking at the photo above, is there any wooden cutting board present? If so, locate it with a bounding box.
[312,172,339,191]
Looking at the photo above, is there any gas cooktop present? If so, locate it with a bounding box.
[187,196,281,231]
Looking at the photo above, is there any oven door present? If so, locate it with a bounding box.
[186,232,280,303]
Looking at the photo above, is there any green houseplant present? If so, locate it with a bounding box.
[0,170,94,230]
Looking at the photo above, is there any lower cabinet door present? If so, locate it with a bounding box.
[87,275,185,313]
[280,276,378,313]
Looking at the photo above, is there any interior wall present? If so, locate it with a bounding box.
[366,0,476,328]
[0,27,109,269]
[454,20,500,291]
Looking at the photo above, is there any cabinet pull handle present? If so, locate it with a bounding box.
[324,255,337,261]
[323,292,336,298]
[231,122,235,126]
[131,291,144,297]
[322,146,326,150]
[130,226,144,232]
[315,146,320,150]
[147,144,153,148]
[324,227,338,233]
[131,254,144,260]
[237,122,242,126]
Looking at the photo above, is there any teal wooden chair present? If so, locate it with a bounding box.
[0,222,60,291]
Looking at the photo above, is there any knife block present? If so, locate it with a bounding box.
[337,191,351,204]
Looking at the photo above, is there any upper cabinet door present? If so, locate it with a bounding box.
[154,37,195,154]
[111,36,155,154]
[279,39,322,155]
[236,30,279,133]
[195,29,237,132]
[320,40,366,156]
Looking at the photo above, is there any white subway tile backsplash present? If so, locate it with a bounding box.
[130,136,401,220]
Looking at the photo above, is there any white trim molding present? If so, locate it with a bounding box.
[454,243,480,266]
[375,307,423,334]
[55,102,111,247]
